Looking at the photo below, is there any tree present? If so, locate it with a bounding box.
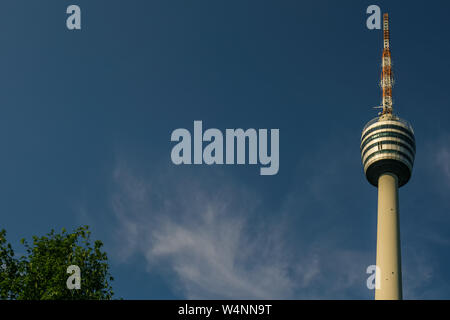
[0,226,114,300]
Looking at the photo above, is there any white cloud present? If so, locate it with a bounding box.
[111,164,300,299]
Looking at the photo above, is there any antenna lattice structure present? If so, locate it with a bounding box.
[381,13,394,115]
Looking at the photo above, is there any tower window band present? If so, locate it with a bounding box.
[363,149,413,167]
[361,124,415,143]
[361,131,416,152]
[361,140,415,159]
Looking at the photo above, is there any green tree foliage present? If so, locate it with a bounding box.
[0,226,114,300]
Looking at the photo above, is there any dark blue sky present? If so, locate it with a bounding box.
[1,0,450,299]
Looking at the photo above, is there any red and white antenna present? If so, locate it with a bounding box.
[380,13,394,115]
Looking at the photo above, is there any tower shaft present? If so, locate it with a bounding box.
[381,13,394,115]
[375,173,402,300]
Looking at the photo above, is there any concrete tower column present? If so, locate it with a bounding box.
[375,172,402,300]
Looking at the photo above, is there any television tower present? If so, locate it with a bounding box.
[360,13,415,300]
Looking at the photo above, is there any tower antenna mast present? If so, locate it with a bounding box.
[381,13,394,115]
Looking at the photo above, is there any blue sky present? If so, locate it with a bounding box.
[1,0,450,299]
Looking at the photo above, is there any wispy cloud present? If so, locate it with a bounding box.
[111,163,298,299]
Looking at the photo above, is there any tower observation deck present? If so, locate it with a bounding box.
[361,115,415,187]
[360,13,415,300]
